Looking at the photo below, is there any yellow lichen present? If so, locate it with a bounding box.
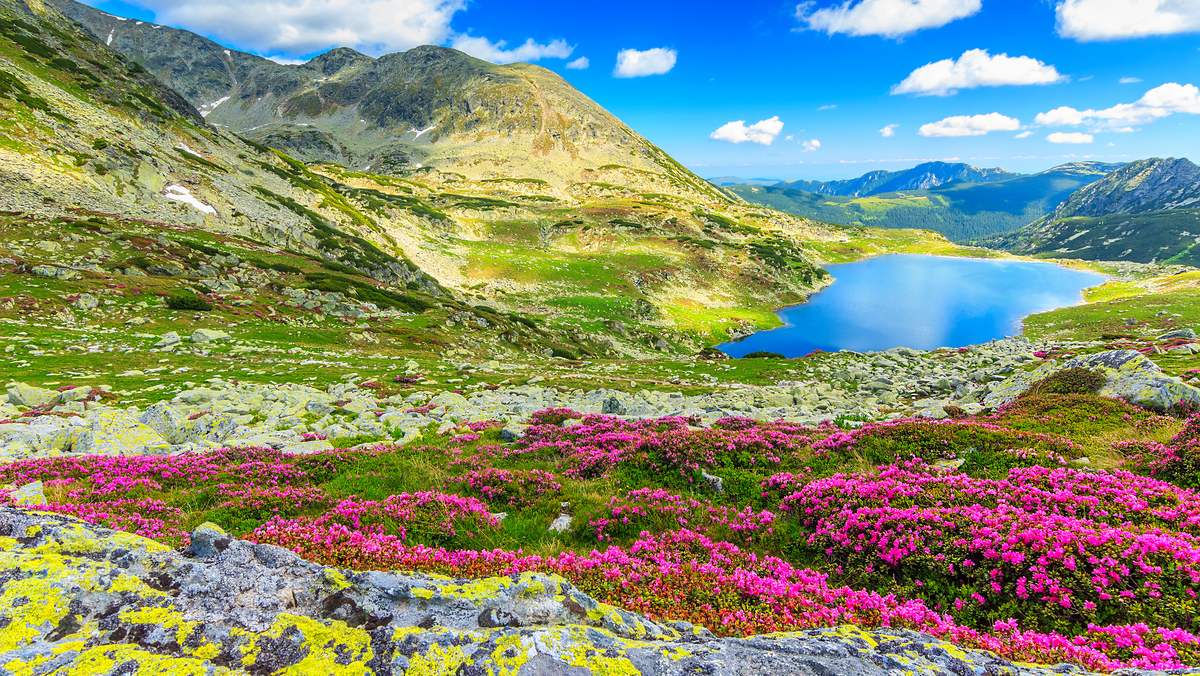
[406,642,472,675]
[240,613,374,675]
[45,645,231,675]
[0,577,71,651]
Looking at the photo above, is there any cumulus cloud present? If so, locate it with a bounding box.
[710,116,785,145]
[122,0,466,57]
[1015,130,1034,138]
[450,35,573,63]
[613,47,677,78]
[1119,76,1142,83]
[1034,82,1200,130]
[797,0,981,38]
[801,139,821,152]
[265,55,307,65]
[891,49,1066,97]
[565,56,590,69]
[918,113,1021,137]
[879,124,899,137]
[1056,0,1200,41]
[1047,132,1094,143]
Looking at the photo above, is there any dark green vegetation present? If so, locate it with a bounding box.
[978,159,1200,264]
[1020,367,1107,398]
[731,162,1120,242]
[164,292,213,311]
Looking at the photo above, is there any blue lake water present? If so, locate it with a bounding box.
[720,254,1104,358]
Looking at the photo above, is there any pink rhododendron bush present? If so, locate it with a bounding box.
[5,394,1200,671]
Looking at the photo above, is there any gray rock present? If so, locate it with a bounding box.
[5,480,45,505]
[500,424,526,442]
[603,395,627,415]
[548,513,573,533]
[155,331,181,348]
[1159,328,1197,340]
[191,328,231,343]
[186,521,233,559]
[0,508,1172,676]
[984,349,1200,411]
[71,293,98,310]
[7,382,59,407]
[281,439,334,455]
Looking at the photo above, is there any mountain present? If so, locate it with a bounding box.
[707,176,781,187]
[43,0,729,202]
[2,0,947,359]
[776,162,1023,197]
[979,158,1200,265]
[729,162,1120,242]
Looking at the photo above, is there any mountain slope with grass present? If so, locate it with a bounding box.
[731,161,1120,241]
[980,158,1200,265]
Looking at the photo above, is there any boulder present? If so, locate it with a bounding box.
[281,439,333,455]
[185,521,233,559]
[58,385,92,403]
[139,402,238,445]
[154,331,181,348]
[75,410,171,456]
[71,293,98,310]
[1159,328,1197,340]
[5,481,45,505]
[984,349,1200,411]
[6,382,58,407]
[190,328,231,343]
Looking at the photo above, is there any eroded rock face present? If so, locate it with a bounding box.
[984,349,1200,411]
[0,508,1188,675]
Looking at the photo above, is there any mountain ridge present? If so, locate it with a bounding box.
[775,161,1023,197]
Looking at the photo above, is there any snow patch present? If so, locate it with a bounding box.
[198,96,230,118]
[409,125,435,139]
[163,185,216,215]
[115,16,126,20]
[106,30,113,45]
[224,49,231,56]
[175,143,197,155]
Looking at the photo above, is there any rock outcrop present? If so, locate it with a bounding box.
[984,349,1200,410]
[1,508,1184,675]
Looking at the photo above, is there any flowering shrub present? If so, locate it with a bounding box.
[444,468,562,509]
[1119,414,1200,487]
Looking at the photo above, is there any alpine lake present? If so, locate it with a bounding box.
[721,254,1105,358]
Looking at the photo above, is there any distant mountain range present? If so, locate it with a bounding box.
[729,161,1121,241]
[978,158,1200,265]
[707,176,782,187]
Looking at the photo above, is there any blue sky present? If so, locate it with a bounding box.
[85,0,1200,180]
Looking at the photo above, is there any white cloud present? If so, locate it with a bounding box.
[450,35,573,63]
[785,135,795,140]
[818,104,838,110]
[1056,0,1200,41]
[797,0,981,38]
[879,123,899,137]
[1014,130,1034,138]
[565,56,589,69]
[265,55,307,65]
[710,116,785,145]
[1047,132,1094,143]
[918,113,1021,137]
[801,139,821,152]
[891,49,1066,97]
[613,47,677,78]
[1119,76,1142,83]
[128,0,467,57]
[1034,82,1200,130]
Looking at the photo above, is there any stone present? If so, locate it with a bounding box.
[71,293,98,310]
[122,266,148,276]
[155,331,182,347]
[602,395,627,415]
[139,403,238,445]
[548,512,573,533]
[34,240,60,252]
[186,521,232,559]
[147,261,186,276]
[500,424,526,442]
[76,410,171,456]
[5,480,45,505]
[281,439,334,455]
[191,328,231,343]
[7,382,59,407]
[701,470,725,494]
[984,349,1200,411]
[1158,328,1197,340]
[58,385,92,403]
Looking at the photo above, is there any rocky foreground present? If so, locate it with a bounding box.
[4,335,1200,461]
[1,507,1194,676]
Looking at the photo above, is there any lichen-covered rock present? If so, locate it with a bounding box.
[1,508,1186,676]
[74,410,171,456]
[6,383,59,408]
[138,402,238,445]
[984,349,1200,411]
[190,328,231,344]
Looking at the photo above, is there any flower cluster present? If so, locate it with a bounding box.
[444,468,562,509]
